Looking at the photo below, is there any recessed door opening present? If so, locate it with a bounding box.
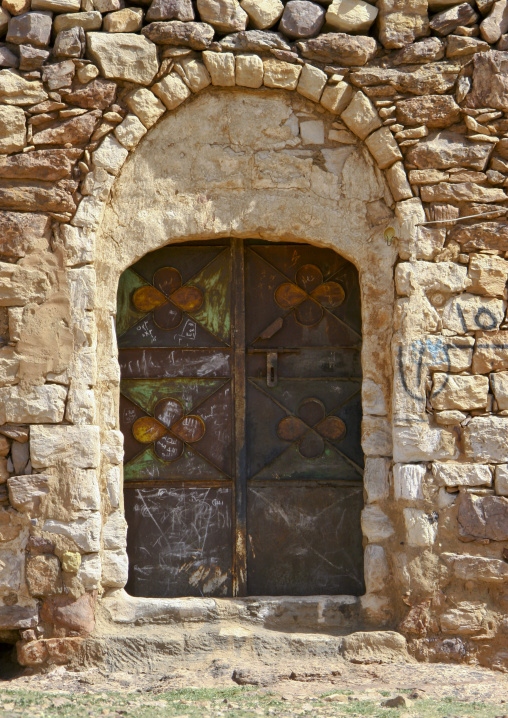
[116,238,364,598]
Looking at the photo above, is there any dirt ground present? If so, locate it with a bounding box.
[1,645,507,718]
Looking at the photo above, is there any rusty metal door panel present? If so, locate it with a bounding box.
[117,239,363,598]
[246,484,364,596]
[125,486,232,598]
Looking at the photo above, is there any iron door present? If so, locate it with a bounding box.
[117,239,364,598]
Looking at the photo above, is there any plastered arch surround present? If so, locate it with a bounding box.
[95,88,398,613]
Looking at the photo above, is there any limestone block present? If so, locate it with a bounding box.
[396,95,460,129]
[0,264,49,306]
[71,196,106,230]
[432,462,492,487]
[279,0,326,38]
[362,378,386,417]
[177,57,211,93]
[297,63,327,102]
[397,227,445,261]
[495,464,508,495]
[67,469,100,511]
[361,416,392,456]
[125,87,165,129]
[102,548,128,587]
[442,553,508,583]
[65,386,95,425]
[393,463,425,500]
[42,60,76,91]
[364,544,389,593]
[296,32,377,66]
[0,105,25,154]
[489,371,508,411]
[361,505,394,542]
[0,68,47,105]
[385,162,412,202]
[146,0,194,21]
[92,134,128,175]
[394,196,426,228]
[142,20,214,49]
[0,384,66,424]
[469,254,508,297]
[404,508,438,546]
[341,91,381,141]
[26,555,62,597]
[395,261,469,297]
[0,211,50,259]
[0,549,22,593]
[78,553,101,590]
[7,12,52,47]
[463,416,508,462]
[430,3,478,35]
[202,51,235,86]
[7,474,50,512]
[152,72,191,110]
[326,0,378,34]
[106,465,121,507]
[446,36,490,57]
[54,27,85,57]
[86,33,159,86]
[407,131,492,171]
[0,7,10,34]
[68,267,96,312]
[365,126,402,169]
[32,0,80,9]
[31,425,101,469]
[320,81,353,114]
[81,167,115,201]
[473,330,508,374]
[480,0,508,43]
[103,7,143,32]
[235,54,263,88]
[263,58,301,90]
[420,183,507,204]
[114,113,147,151]
[93,0,122,10]
[377,0,429,49]
[197,0,248,32]
[440,602,487,635]
[43,512,101,552]
[393,424,457,463]
[0,605,38,630]
[103,510,127,550]
[364,458,390,504]
[443,294,505,333]
[240,0,283,29]
[431,373,489,412]
[300,120,324,145]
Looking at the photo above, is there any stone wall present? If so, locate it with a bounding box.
[0,0,507,671]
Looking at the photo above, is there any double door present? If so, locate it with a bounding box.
[117,239,364,597]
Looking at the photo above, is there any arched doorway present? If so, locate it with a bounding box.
[116,237,364,598]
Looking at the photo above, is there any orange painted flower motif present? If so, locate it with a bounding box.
[132,266,203,330]
[274,264,345,326]
[277,398,346,459]
[132,398,205,461]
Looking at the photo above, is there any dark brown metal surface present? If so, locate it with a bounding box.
[117,239,363,598]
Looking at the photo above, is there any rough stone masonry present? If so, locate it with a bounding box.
[0,0,507,673]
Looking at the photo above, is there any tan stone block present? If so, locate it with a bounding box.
[365,126,402,169]
[2,0,26,16]
[393,463,425,500]
[263,58,301,90]
[326,0,378,33]
[32,0,80,10]
[490,371,508,410]
[54,10,102,33]
[443,294,505,333]
[0,105,25,153]
[320,81,353,115]
[0,385,66,424]
[495,465,508,496]
[240,0,283,28]
[103,510,127,550]
[152,72,191,110]
[125,87,165,129]
[431,373,489,411]
[177,57,211,93]
[76,64,99,84]
[92,134,128,175]
[364,457,390,503]
[300,119,324,145]
[469,253,508,297]
[404,508,437,547]
[31,425,100,469]
[393,424,457,462]
[103,7,143,32]
[364,545,389,593]
[443,553,508,583]
[114,113,147,151]
[440,602,487,635]
[102,548,128,587]
[473,330,508,374]
[41,593,95,636]
[87,32,159,86]
[7,474,49,512]
[361,416,392,456]
[420,182,507,204]
[432,462,492,487]
[61,551,81,573]
[385,161,412,201]
[463,415,508,462]
[197,0,248,32]
[296,63,327,102]
[341,91,381,141]
[26,555,62,597]
[235,54,263,88]
[378,0,429,49]
[0,68,47,105]
[395,261,469,296]
[202,50,235,86]
[0,264,49,306]
[361,505,394,542]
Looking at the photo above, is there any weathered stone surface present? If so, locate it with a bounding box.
[33,110,101,146]
[61,551,81,573]
[114,113,147,151]
[431,373,489,411]
[0,384,66,424]
[102,548,128,587]
[326,0,378,34]
[473,330,508,373]
[361,505,394,541]
[235,53,263,88]
[443,294,505,333]
[146,0,194,21]
[480,0,508,43]
[0,105,25,154]
[296,63,327,102]
[364,544,389,593]
[458,491,508,540]
[385,162,412,201]
[240,0,283,29]
[6,11,52,46]
[53,11,102,33]
[42,60,75,91]
[296,33,377,65]
[86,33,159,85]
[125,87,165,129]
[447,35,490,57]
[77,553,101,589]
[263,57,301,89]
[3,0,28,14]
[103,7,143,33]
[443,553,508,583]
[396,261,469,296]
[152,72,191,110]
[0,605,38,630]
[451,222,508,252]
[17,637,84,667]
[26,554,62,596]
[420,182,507,203]
[7,473,50,511]
[440,602,487,634]
[463,416,508,462]
[0,548,22,592]
[92,134,128,175]
[53,26,85,57]
[31,425,100,469]
[279,0,325,39]
[495,464,508,495]
[341,90,381,140]
[469,253,508,296]
[32,0,80,11]
[364,457,390,503]
[203,50,234,86]
[432,462,492,487]
[143,20,214,49]
[377,0,429,49]
[19,44,50,70]
[197,0,247,32]
[60,78,117,110]
[0,46,17,68]
[0,69,47,105]
[491,371,508,410]
[103,510,127,550]
[393,463,425,500]
[43,512,101,551]
[220,29,290,51]
[351,63,459,95]
[362,416,392,456]
[41,593,95,635]
[392,37,444,64]
[365,126,402,169]
[469,50,508,111]
[0,263,49,303]
[320,81,353,114]
[430,2,478,35]
[0,149,79,181]
[396,95,460,128]
[393,424,457,462]
[404,508,438,547]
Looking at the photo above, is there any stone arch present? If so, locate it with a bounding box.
[91,85,398,618]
